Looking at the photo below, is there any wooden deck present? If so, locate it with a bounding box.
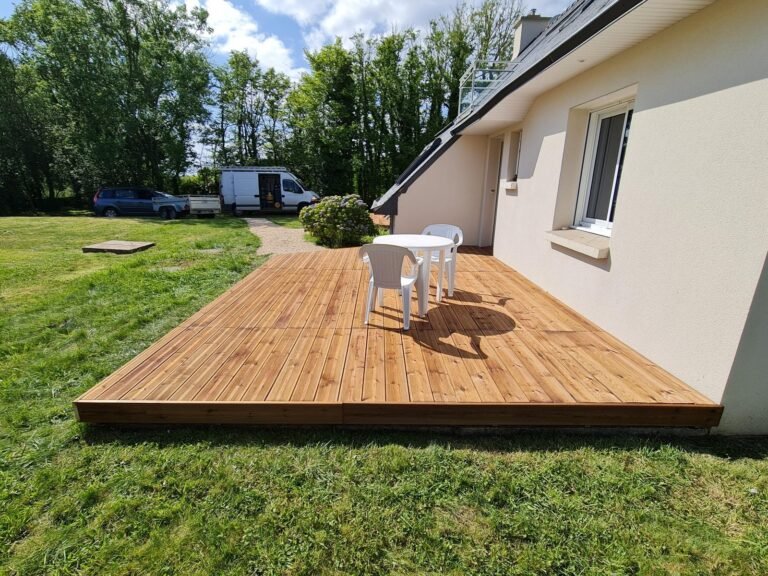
[75,248,722,427]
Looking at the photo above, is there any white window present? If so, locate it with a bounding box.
[574,101,634,236]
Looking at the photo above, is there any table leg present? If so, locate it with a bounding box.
[436,248,445,303]
[419,250,430,316]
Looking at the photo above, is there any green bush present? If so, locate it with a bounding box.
[300,194,376,247]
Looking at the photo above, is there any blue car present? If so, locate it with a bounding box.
[93,187,189,219]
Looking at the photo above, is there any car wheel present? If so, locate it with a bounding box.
[103,207,118,218]
[160,207,177,220]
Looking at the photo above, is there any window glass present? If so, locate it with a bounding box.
[114,189,136,199]
[100,190,114,199]
[576,101,633,233]
[282,179,300,193]
[137,189,154,200]
[586,112,625,221]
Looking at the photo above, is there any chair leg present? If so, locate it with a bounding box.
[448,259,455,297]
[377,287,384,307]
[402,285,411,330]
[365,280,375,324]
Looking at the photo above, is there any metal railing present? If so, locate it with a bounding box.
[457,60,517,120]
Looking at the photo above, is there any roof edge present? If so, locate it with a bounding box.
[454,0,645,133]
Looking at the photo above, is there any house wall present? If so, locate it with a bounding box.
[492,0,768,433]
[394,135,487,246]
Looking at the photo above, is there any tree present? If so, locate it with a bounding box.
[286,40,356,196]
[5,0,211,196]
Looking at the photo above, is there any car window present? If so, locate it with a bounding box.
[100,190,114,199]
[282,179,301,194]
[136,189,154,200]
[114,189,136,199]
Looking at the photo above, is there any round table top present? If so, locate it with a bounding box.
[373,234,454,250]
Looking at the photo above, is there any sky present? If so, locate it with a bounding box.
[0,0,573,80]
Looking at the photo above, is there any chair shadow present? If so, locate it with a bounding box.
[370,290,517,360]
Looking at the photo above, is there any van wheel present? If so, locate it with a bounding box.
[103,207,118,218]
[160,207,177,220]
[297,203,309,214]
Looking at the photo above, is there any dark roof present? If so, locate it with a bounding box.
[372,0,643,214]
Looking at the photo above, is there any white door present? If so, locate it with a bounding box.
[479,138,503,247]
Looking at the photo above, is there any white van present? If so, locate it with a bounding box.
[219,167,319,214]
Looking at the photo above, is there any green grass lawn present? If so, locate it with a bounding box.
[1,216,767,575]
[265,214,304,229]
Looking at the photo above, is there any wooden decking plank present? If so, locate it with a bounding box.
[217,328,284,401]
[481,331,553,402]
[362,327,386,402]
[203,328,273,401]
[292,327,336,401]
[517,330,622,403]
[418,330,458,403]
[336,269,364,329]
[546,331,657,403]
[592,330,715,404]
[384,329,409,402]
[122,330,237,400]
[79,326,202,400]
[95,327,212,401]
[401,333,433,402]
[315,328,352,401]
[499,332,577,403]
[267,327,320,401]
[305,269,345,328]
[156,328,254,401]
[430,330,481,403]
[448,331,506,403]
[341,328,368,402]
[472,332,530,403]
[240,327,303,401]
[567,331,694,404]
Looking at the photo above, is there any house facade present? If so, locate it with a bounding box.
[373,0,768,433]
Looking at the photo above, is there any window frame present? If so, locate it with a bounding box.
[573,100,634,237]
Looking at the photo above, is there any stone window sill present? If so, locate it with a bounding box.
[545,229,610,259]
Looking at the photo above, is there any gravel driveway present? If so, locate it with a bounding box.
[243,217,327,255]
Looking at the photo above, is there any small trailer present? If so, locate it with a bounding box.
[186,195,221,218]
[219,167,319,214]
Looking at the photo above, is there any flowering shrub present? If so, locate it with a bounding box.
[299,194,376,248]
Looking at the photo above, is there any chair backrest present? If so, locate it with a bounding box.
[422,224,463,248]
[359,244,417,290]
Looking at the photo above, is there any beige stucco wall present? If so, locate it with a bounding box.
[493,0,768,433]
[394,135,487,246]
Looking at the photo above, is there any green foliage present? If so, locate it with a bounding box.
[1,0,523,213]
[2,0,211,208]
[206,51,291,167]
[178,167,219,196]
[300,194,376,247]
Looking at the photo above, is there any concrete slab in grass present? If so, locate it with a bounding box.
[82,240,155,254]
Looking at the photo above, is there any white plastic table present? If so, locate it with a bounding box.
[373,234,454,316]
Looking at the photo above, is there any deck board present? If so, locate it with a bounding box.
[75,247,723,427]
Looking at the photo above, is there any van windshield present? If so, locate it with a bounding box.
[295,178,307,191]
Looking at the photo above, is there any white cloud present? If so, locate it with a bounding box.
[187,0,305,79]
[251,0,332,26]
[255,0,573,52]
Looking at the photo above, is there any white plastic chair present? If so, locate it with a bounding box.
[422,224,464,297]
[359,244,423,330]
